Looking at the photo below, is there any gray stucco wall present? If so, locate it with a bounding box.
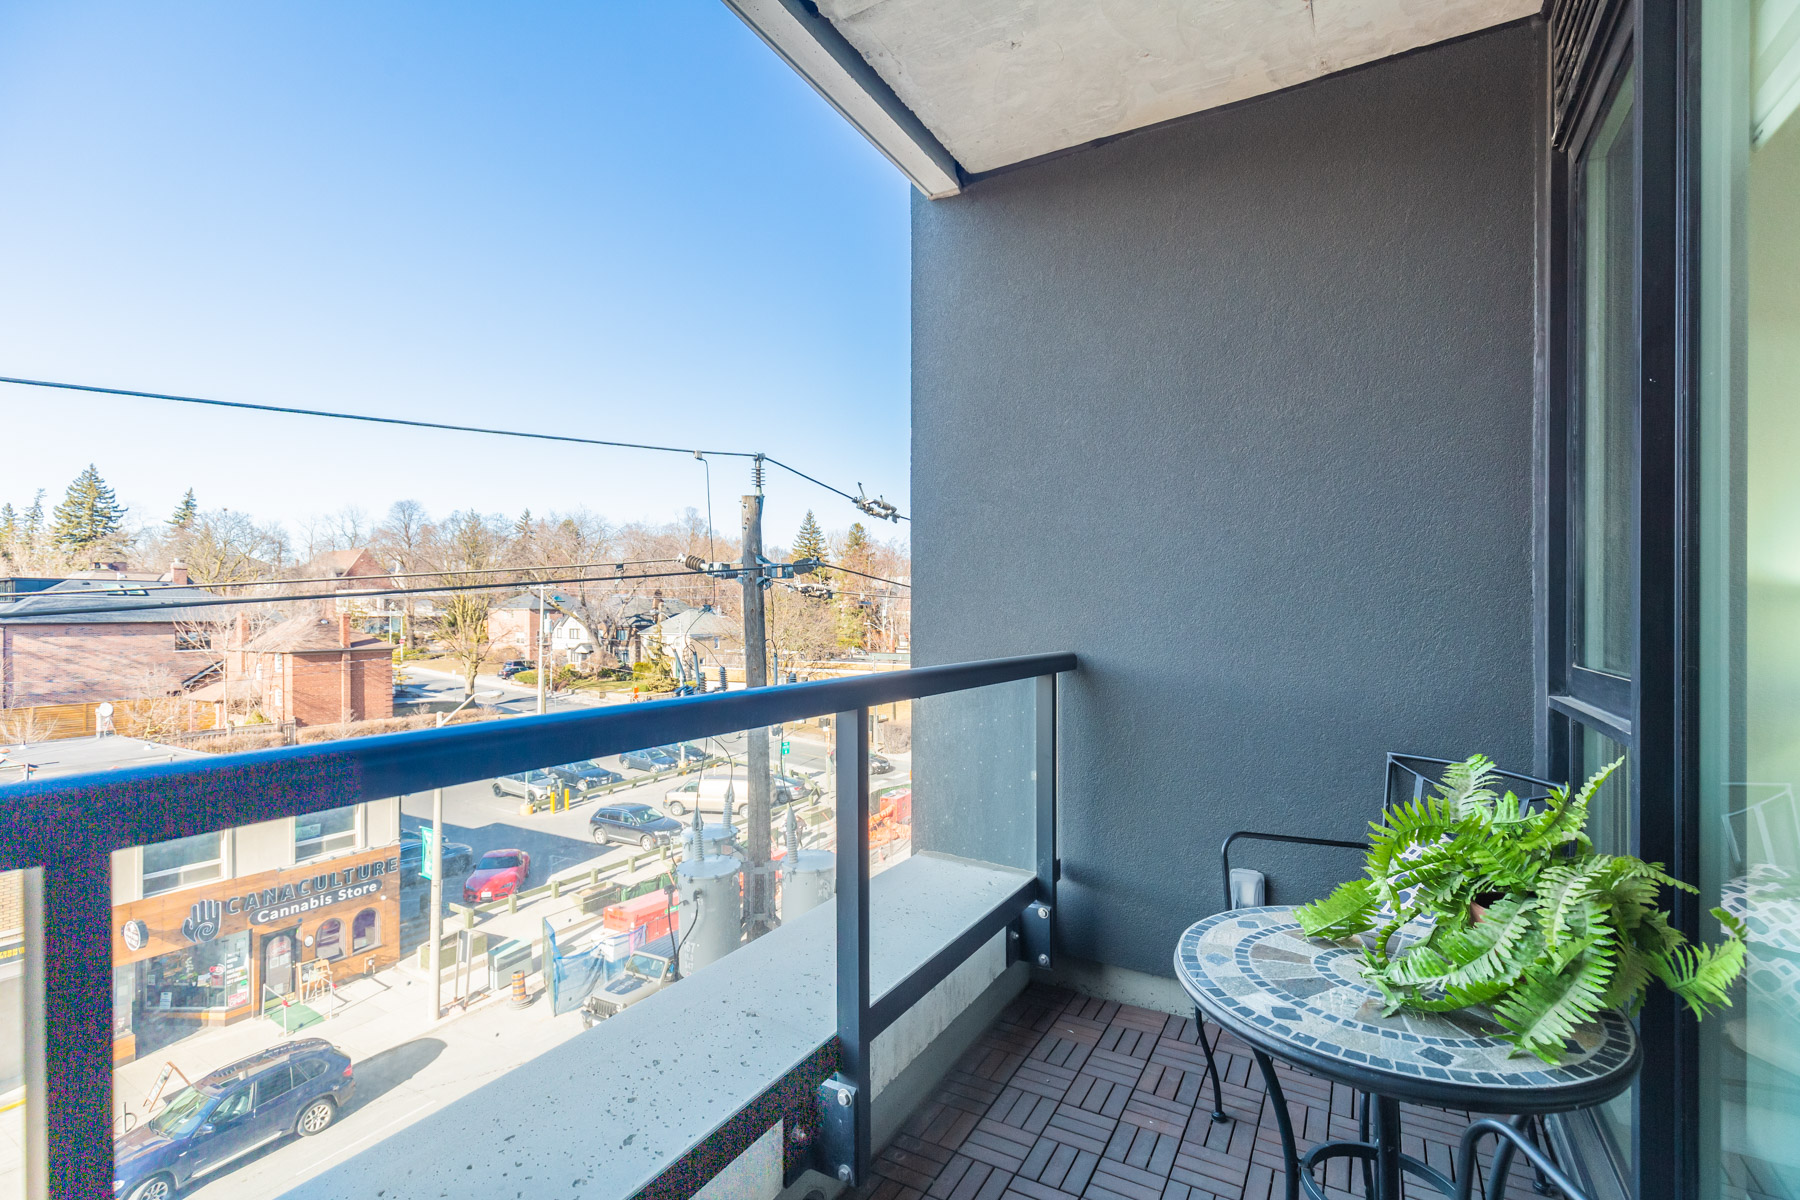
[911,23,1545,977]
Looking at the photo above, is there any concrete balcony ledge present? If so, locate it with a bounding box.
[282,852,1037,1200]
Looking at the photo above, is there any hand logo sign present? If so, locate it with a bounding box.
[181,898,222,944]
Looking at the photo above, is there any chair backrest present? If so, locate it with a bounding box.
[1219,753,1562,912]
[1383,753,1559,813]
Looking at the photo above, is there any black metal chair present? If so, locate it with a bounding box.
[1192,755,1562,1195]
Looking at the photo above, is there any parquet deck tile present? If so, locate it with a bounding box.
[859,986,1565,1200]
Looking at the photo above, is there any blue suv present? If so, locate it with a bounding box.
[113,1039,354,1199]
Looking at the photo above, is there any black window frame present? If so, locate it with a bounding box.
[1543,3,1701,1200]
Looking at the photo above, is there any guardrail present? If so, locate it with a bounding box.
[0,651,1074,1198]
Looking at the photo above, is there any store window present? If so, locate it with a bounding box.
[351,907,379,952]
[141,831,225,897]
[295,805,358,862]
[1697,5,1800,1200]
[314,918,343,961]
[140,930,251,1013]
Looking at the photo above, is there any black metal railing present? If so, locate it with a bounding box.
[0,651,1075,1198]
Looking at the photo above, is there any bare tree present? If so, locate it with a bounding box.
[430,510,509,694]
[173,510,287,584]
[372,500,435,650]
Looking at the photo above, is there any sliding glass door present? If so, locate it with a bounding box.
[1697,3,1800,1200]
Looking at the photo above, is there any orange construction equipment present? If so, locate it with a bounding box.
[602,891,679,946]
[869,793,910,850]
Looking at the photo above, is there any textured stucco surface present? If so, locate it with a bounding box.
[819,0,1536,172]
[911,24,1544,977]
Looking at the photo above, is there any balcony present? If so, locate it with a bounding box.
[0,654,1079,1198]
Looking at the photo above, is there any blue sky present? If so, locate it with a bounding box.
[0,2,911,549]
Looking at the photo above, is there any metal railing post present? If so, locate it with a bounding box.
[44,850,115,1199]
[1020,674,1057,969]
[821,705,871,1184]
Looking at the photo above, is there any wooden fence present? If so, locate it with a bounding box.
[0,698,218,743]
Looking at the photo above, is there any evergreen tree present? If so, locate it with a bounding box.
[22,491,45,544]
[52,464,127,553]
[793,510,828,561]
[840,522,873,566]
[514,508,533,538]
[0,503,15,546]
[169,488,198,529]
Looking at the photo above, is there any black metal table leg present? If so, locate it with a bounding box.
[1196,1007,1229,1123]
[1374,1095,1403,1200]
[1359,1093,1375,1198]
[1252,1048,1301,1200]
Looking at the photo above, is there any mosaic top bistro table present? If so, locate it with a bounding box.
[1174,907,1641,1200]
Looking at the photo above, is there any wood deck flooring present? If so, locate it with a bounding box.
[861,984,1553,1200]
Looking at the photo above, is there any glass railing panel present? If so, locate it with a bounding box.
[0,869,41,1200]
[106,718,830,1198]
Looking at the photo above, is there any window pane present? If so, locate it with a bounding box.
[1578,723,1635,1178]
[295,805,357,862]
[1698,6,1800,1200]
[141,831,225,896]
[1575,69,1638,677]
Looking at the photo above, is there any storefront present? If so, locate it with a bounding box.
[110,844,401,1064]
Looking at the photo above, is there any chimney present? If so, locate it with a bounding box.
[235,613,248,647]
[169,560,189,586]
[339,613,352,648]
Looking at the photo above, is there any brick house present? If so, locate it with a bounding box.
[305,547,394,619]
[486,593,547,661]
[0,571,218,709]
[224,605,394,727]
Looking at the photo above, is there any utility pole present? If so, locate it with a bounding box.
[536,585,548,716]
[741,464,774,938]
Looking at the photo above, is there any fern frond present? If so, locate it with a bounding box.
[1294,879,1379,940]
[1436,754,1500,818]
[1648,908,1748,1018]
[1493,941,1613,1063]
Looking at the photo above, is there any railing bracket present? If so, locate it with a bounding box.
[814,1074,862,1185]
[1023,902,1053,969]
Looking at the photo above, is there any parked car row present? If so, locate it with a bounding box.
[492,760,628,805]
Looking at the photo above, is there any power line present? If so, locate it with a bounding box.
[764,457,907,523]
[184,557,681,589]
[0,567,716,622]
[0,375,907,520]
[825,562,911,589]
[0,375,757,460]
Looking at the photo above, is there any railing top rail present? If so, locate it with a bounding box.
[0,652,1075,868]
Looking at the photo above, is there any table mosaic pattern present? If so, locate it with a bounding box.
[1174,907,1638,1109]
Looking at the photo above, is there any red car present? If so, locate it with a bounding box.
[463,849,531,903]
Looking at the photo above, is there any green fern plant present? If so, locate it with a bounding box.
[1294,755,1747,1063]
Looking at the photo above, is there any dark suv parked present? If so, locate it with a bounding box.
[589,802,682,847]
[113,1039,354,1200]
[552,759,626,795]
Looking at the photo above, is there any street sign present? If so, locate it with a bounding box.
[780,741,790,756]
[419,825,436,881]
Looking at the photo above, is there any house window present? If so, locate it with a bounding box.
[294,805,358,862]
[314,918,343,961]
[173,629,210,651]
[351,907,379,952]
[141,831,225,897]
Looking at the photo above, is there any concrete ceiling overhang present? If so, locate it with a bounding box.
[723,0,1538,196]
